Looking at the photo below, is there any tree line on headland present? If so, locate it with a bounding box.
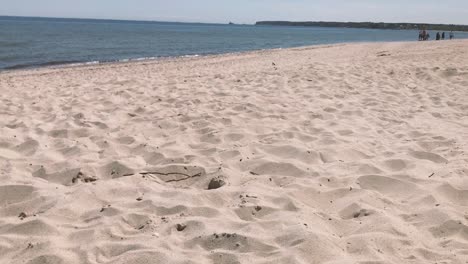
[255,21,468,32]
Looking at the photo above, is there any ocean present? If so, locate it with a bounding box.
[1,16,467,70]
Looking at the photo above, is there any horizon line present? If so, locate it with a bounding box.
[0,15,246,25]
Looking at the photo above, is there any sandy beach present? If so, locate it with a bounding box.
[1,40,468,264]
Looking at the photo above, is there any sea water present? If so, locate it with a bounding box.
[1,16,467,70]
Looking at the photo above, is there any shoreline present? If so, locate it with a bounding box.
[2,39,465,74]
[0,42,335,74]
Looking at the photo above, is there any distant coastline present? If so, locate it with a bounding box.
[256,21,468,32]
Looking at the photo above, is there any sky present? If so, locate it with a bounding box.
[1,0,468,25]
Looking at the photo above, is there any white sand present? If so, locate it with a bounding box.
[1,40,468,264]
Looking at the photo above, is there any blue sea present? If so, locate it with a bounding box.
[1,16,467,70]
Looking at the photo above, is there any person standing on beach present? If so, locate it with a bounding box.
[422,29,427,41]
[442,32,445,40]
[425,33,430,41]
[436,32,441,40]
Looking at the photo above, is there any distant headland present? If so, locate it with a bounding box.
[255,21,468,32]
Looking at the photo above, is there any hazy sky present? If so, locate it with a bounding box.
[1,0,467,25]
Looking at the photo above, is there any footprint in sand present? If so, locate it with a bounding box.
[0,185,36,206]
[358,175,420,198]
[409,151,448,164]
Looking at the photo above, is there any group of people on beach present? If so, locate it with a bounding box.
[419,30,454,41]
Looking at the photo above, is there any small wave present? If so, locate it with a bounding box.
[66,61,100,67]
[181,54,200,58]
[133,57,158,61]
[114,56,160,62]
[1,54,207,71]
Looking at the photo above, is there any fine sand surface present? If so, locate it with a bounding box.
[1,40,468,264]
